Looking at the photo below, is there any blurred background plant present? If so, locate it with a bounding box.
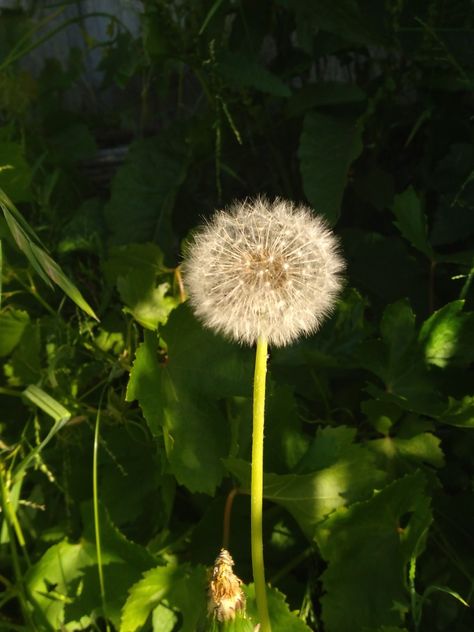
[0,1,473,631]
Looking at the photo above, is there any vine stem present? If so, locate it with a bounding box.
[251,336,271,632]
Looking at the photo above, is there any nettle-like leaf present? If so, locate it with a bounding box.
[316,472,433,632]
[26,504,155,630]
[120,563,207,632]
[226,426,385,539]
[299,111,363,224]
[104,243,179,330]
[359,300,444,415]
[127,304,253,494]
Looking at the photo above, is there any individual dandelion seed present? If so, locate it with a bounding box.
[182,197,345,347]
[208,548,246,622]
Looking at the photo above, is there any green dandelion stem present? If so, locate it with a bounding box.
[251,336,271,632]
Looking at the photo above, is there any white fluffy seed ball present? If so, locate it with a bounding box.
[182,197,345,347]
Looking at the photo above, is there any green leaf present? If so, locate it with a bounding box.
[103,243,167,284]
[299,111,363,223]
[392,187,434,259]
[105,137,187,252]
[0,308,29,356]
[118,275,179,330]
[4,320,41,385]
[368,432,445,470]
[26,505,155,630]
[23,385,70,422]
[126,304,253,494]
[217,52,291,97]
[226,428,385,539]
[419,300,474,367]
[0,142,31,202]
[440,396,474,428]
[244,584,311,631]
[120,563,206,632]
[316,472,432,632]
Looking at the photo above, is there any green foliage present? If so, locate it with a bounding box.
[1,1,474,631]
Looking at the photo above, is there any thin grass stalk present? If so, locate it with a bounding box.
[93,391,110,631]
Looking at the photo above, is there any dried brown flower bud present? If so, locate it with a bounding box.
[208,548,246,622]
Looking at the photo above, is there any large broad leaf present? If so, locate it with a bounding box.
[104,136,187,252]
[120,563,207,632]
[26,505,155,630]
[126,304,253,494]
[392,187,434,259]
[316,472,432,632]
[225,426,385,539]
[299,111,363,224]
[0,188,98,319]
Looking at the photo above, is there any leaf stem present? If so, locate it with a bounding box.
[251,336,271,632]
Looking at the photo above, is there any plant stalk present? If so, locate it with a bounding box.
[251,336,271,632]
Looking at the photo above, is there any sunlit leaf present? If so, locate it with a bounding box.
[127,304,253,494]
[120,563,207,632]
[316,472,432,632]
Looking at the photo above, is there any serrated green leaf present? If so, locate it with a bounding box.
[120,563,206,632]
[299,111,363,223]
[368,432,444,469]
[118,274,179,330]
[126,304,253,494]
[440,396,474,428]
[226,428,385,539]
[26,504,155,630]
[0,308,29,356]
[316,472,433,632]
[244,583,311,631]
[392,187,434,259]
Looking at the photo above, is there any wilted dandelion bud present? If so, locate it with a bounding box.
[208,548,246,622]
[183,197,344,347]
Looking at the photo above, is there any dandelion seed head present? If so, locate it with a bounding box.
[183,197,345,347]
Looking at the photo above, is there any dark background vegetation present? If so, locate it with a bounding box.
[1,1,474,631]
